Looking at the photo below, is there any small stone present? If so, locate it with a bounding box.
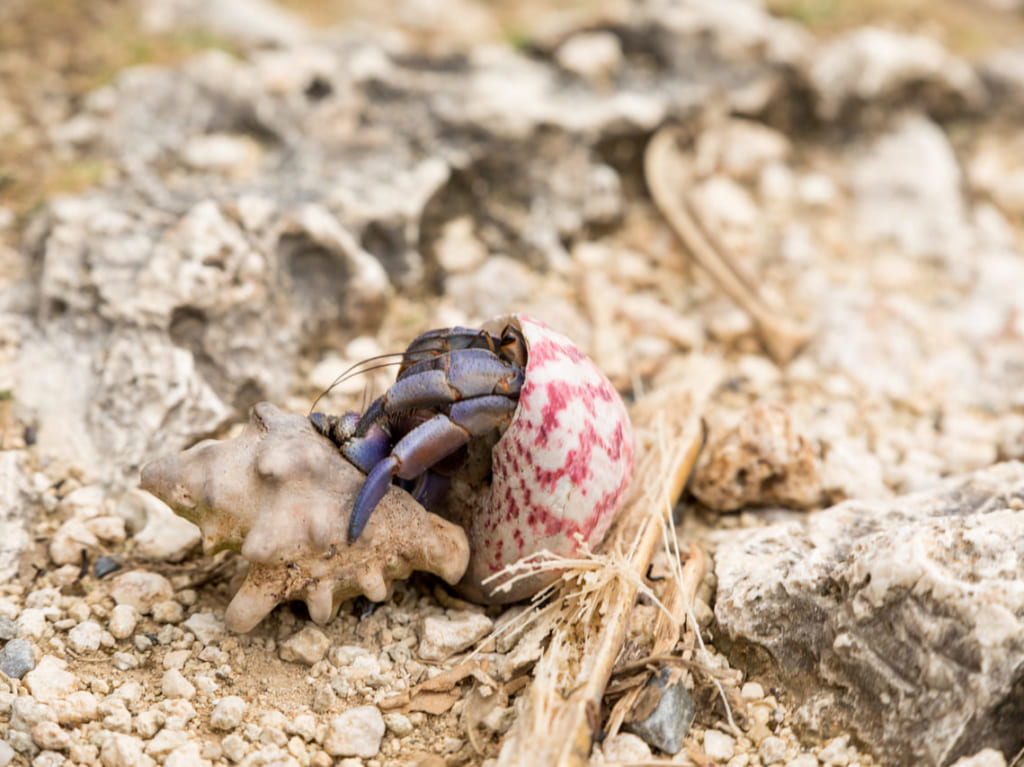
[68,621,103,653]
[0,638,35,678]
[165,741,212,767]
[163,649,190,670]
[31,751,66,767]
[48,518,98,565]
[24,655,77,703]
[786,755,819,767]
[287,713,318,742]
[94,556,123,578]
[145,728,189,759]
[100,733,154,767]
[0,741,13,767]
[162,669,196,700]
[741,682,765,699]
[384,712,413,737]
[108,605,138,639]
[760,735,787,764]
[279,626,330,665]
[220,734,247,763]
[183,612,225,645]
[53,691,98,724]
[418,611,493,661]
[324,705,385,758]
[152,600,184,624]
[601,732,652,762]
[17,608,50,640]
[132,499,202,562]
[210,696,248,731]
[819,736,851,766]
[86,515,127,543]
[950,748,1008,767]
[555,31,623,84]
[135,710,165,738]
[109,571,174,614]
[703,730,736,761]
[31,721,71,751]
[0,616,17,639]
[622,667,694,755]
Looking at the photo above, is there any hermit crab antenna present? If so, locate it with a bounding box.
[308,354,407,415]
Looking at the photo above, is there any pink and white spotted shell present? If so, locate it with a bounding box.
[439,314,635,603]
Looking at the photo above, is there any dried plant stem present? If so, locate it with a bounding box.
[498,361,720,766]
[645,125,813,365]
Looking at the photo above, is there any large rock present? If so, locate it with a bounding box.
[713,461,1024,766]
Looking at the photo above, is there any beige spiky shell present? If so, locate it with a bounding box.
[140,402,470,632]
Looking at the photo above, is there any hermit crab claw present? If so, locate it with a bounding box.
[140,402,471,632]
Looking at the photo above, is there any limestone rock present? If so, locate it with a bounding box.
[714,462,1024,765]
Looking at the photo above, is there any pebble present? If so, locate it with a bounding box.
[741,681,765,699]
[152,600,184,624]
[703,729,737,761]
[0,637,36,678]
[622,667,694,755]
[417,611,493,661]
[53,691,98,724]
[108,605,139,639]
[279,625,330,665]
[819,736,852,766]
[68,620,103,653]
[220,733,247,762]
[161,669,196,700]
[132,501,202,562]
[94,555,123,578]
[31,720,71,750]
[145,728,190,758]
[165,741,212,767]
[950,748,1009,767]
[601,732,652,762]
[0,741,13,767]
[48,518,98,565]
[287,713,318,742]
[183,612,225,645]
[0,615,17,640]
[787,754,819,767]
[23,655,77,703]
[100,733,154,767]
[109,571,174,614]
[17,608,50,640]
[323,705,385,758]
[760,735,788,764]
[210,696,248,731]
[384,712,413,737]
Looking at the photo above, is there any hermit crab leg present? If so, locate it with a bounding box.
[645,125,813,365]
[354,348,524,437]
[348,395,518,542]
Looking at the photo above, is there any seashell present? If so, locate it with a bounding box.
[140,402,469,632]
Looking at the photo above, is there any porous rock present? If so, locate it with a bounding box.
[714,461,1024,766]
[691,403,823,511]
[140,402,470,632]
[809,27,985,122]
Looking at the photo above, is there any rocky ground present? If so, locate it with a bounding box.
[1,0,1024,766]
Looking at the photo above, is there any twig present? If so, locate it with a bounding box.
[645,125,813,365]
[497,358,722,766]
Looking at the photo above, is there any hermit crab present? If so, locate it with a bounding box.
[141,314,634,629]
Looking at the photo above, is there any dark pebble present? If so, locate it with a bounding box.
[0,638,36,679]
[94,556,123,578]
[623,666,695,755]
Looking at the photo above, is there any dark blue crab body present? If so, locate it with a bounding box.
[312,324,528,543]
